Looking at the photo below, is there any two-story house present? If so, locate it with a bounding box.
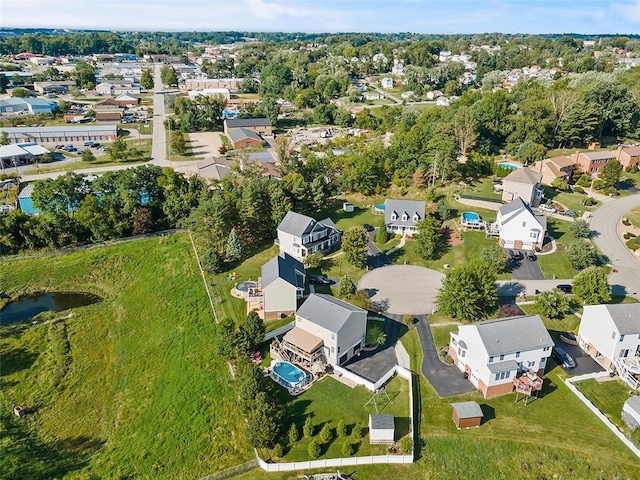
[449,315,554,398]
[279,293,367,366]
[384,199,426,236]
[260,253,306,320]
[276,211,341,260]
[572,150,617,175]
[616,145,640,169]
[494,197,546,251]
[578,303,640,389]
[533,156,575,186]
[501,167,544,207]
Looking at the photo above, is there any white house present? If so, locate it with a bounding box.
[276,211,341,260]
[501,167,544,206]
[187,88,231,101]
[449,315,554,398]
[369,414,395,444]
[381,77,393,89]
[384,199,425,236]
[494,197,547,251]
[95,82,114,95]
[260,253,306,320]
[578,304,640,389]
[363,91,382,101]
[278,293,367,366]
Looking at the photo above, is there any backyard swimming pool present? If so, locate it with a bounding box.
[498,162,519,170]
[374,204,386,213]
[461,211,484,228]
[272,361,310,389]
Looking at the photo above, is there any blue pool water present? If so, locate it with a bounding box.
[273,361,309,388]
[375,204,386,211]
[462,212,480,223]
[498,162,519,170]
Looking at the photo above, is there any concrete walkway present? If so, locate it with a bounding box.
[386,235,406,255]
[414,315,475,398]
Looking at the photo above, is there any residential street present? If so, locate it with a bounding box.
[590,193,640,298]
[150,63,170,167]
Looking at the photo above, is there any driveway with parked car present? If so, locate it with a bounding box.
[506,249,545,280]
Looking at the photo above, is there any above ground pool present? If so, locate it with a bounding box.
[272,361,309,389]
[462,212,481,223]
[374,204,386,213]
[233,281,258,298]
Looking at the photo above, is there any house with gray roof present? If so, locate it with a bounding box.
[260,253,306,320]
[501,166,544,206]
[578,304,640,389]
[280,293,367,366]
[384,198,425,236]
[227,127,264,149]
[223,117,272,136]
[276,210,341,260]
[573,150,617,175]
[494,197,546,251]
[449,315,554,398]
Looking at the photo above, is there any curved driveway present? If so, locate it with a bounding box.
[590,194,640,298]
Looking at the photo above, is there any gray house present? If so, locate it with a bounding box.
[280,293,367,366]
[260,253,306,320]
[384,199,426,236]
[276,211,341,260]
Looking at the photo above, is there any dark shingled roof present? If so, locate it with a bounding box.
[261,253,305,289]
[369,414,395,430]
[225,117,272,128]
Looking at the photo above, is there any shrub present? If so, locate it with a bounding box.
[574,186,585,194]
[551,178,569,191]
[308,440,321,458]
[625,165,639,174]
[622,218,631,226]
[303,416,314,438]
[399,437,414,454]
[337,275,357,298]
[304,252,324,268]
[342,440,355,456]
[535,289,570,319]
[351,423,364,441]
[591,179,606,191]
[337,420,347,438]
[569,219,591,238]
[577,174,590,187]
[566,240,599,270]
[497,304,522,318]
[627,237,640,251]
[403,314,414,327]
[288,423,300,445]
[319,423,333,443]
[583,197,597,206]
[272,443,283,458]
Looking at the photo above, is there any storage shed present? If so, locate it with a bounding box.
[622,396,640,431]
[342,202,354,213]
[368,414,395,444]
[451,401,483,429]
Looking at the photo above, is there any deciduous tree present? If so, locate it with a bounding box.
[342,226,369,269]
[535,289,570,318]
[572,266,611,304]
[566,240,598,270]
[415,216,447,260]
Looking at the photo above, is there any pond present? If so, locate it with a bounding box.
[0,292,101,325]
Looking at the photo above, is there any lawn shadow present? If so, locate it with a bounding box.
[537,375,558,399]
[480,404,496,425]
[386,247,405,263]
[0,346,38,377]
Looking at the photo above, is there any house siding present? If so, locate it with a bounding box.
[484,381,515,398]
[502,180,537,206]
[263,278,297,317]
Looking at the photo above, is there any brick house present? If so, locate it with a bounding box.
[533,156,575,186]
[223,117,272,136]
[616,145,640,169]
[572,150,616,175]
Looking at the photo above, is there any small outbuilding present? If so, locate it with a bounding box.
[342,201,354,213]
[368,414,395,444]
[451,401,484,429]
[622,396,640,431]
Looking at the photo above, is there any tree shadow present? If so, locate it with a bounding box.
[0,346,38,377]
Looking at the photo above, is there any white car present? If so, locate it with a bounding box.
[538,204,557,214]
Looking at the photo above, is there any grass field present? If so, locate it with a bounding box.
[0,234,253,479]
[537,217,581,279]
[544,188,599,215]
[626,206,640,228]
[576,378,640,447]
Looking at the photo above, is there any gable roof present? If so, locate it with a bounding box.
[603,304,640,334]
[451,401,484,419]
[625,395,640,415]
[196,157,232,181]
[502,167,542,186]
[228,127,262,143]
[498,197,546,231]
[296,293,366,334]
[369,414,394,430]
[620,146,640,157]
[475,314,554,356]
[225,117,272,128]
[384,198,426,226]
[580,151,616,161]
[546,156,575,168]
[261,253,305,289]
[278,211,317,237]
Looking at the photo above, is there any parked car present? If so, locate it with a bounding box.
[83,141,94,146]
[309,274,331,285]
[538,204,557,214]
[562,210,577,218]
[556,284,572,294]
[524,251,536,261]
[363,224,374,232]
[552,346,576,369]
[509,250,523,261]
[54,144,65,150]
[91,143,101,148]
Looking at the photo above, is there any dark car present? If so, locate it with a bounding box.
[509,250,523,261]
[309,274,331,285]
[556,284,572,294]
[363,224,374,232]
[552,346,576,369]
[562,210,577,218]
[524,251,536,261]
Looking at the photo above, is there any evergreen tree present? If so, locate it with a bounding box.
[336,420,347,438]
[246,392,283,448]
[240,311,265,353]
[375,218,389,244]
[288,423,300,445]
[337,275,357,298]
[415,216,447,260]
[225,227,243,261]
[303,416,314,438]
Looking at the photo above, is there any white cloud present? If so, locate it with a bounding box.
[245,0,305,19]
[615,0,640,23]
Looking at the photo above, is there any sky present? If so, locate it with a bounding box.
[2,0,640,34]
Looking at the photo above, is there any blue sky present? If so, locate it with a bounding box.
[3,0,640,34]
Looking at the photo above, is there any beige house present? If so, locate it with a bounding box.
[501,167,544,206]
[616,145,640,169]
[260,253,306,320]
[533,156,575,186]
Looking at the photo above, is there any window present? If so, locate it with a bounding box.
[611,331,616,340]
[458,347,461,355]
[619,349,629,358]
[495,373,500,381]
[331,333,335,340]
[516,352,520,358]
[489,356,494,363]
[528,361,535,367]
[391,213,397,221]
[620,334,625,342]
[402,214,408,221]
[413,214,419,222]
[461,350,466,358]
[543,346,550,352]
[522,221,526,227]
[499,354,505,361]
[529,231,538,239]
[337,346,341,354]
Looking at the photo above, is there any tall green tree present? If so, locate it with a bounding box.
[415,216,447,260]
[337,275,357,298]
[246,392,283,448]
[240,310,265,353]
[0,131,9,146]
[572,266,611,304]
[160,65,178,86]
[566,240,599,270]
[140,69,154,90]
[480,245,509,274]
[342,226,369,269]
[535,289,570,319]
[436,259,499,322]
[225,227,243,261]
[601,160,622,189]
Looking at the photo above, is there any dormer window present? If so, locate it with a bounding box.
[391,212,397,221]
[402,213,408,222]
[413,214,419,222]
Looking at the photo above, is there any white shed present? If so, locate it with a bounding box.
[622,396,640,430]
[369,414,395,444]
[342,202,354,213]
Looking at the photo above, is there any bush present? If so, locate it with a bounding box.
[535,289,570,319]
[573,266,611,304]
[319,423,333,443]
[583,197,597,206]
[272,443,283,458]
[308,440,321,458]
[496,304,522,318]
[350,423,364,441]
[551,178,569,191]
[574,186,585,194]
[566,240,599,270]
[304,252,324,268]
[337,420,347,438]
[342,440,355,456]
[399,437,414,454]
[623,232,636,240]
[288,423,300,445]
[577,174,591,187]
[569,219,591,238]
[591,179,606,191]
[627,237,640,251]
[403,314,414,327]
[303,416,314,438]
[625,165,639,174]
[622,218,631,226]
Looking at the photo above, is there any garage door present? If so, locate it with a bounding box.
[522,242,533,250]
[503,240,515,248]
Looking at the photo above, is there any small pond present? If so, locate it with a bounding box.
[0,292,101,325]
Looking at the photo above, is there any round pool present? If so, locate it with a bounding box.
[235,281,257,293]
[462,211,481,222]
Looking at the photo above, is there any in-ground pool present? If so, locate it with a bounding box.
[374,204,386,213]
[272,361,310,389]
[498,162,519,170]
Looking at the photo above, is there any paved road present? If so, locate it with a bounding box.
[366,229,392,268]
[150,63,170,167]
[590,193,640,298]
[20,163,147,181]
[497,279,573,297]
[414,315,475,398]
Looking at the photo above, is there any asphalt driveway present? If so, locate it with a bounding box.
[415,315,475,397]
[552,336,605,376]
[367,230,392,268]
[509,253,545,281]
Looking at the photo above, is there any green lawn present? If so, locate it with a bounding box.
[518,303,581,335]
[544,187,599,215]
[267,375,411,462]
[576,379,640,447]
[0,234,252,479]
[626,206,640,228]
[537,217,580,279]
[461,177,502,201]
